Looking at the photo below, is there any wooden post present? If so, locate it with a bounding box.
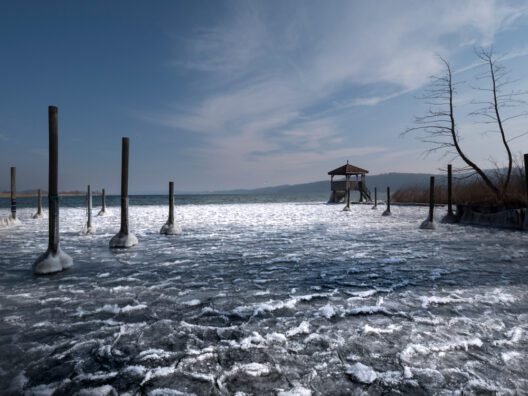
[33,106,73,274]
[120,137,129,235]
[168,181,174,225]
[358,180,362,203]
[33,188,44,219]
[37,189,42,215]
[83,184,94,234]
[428,176,435,222]
[447,164,453,216]
[49,108,59,254]
[98,188,107,216]
[442,164,457,223]
[420,176,436,229]
[382,186,391,216]
[110,137,138,248]
[160,180,182,235]
[101,188,106,212]
[330,175,334,203]
[10,166,16,219]
[524,154,528,203]
[88,185,92,227]
[372,187,378,209]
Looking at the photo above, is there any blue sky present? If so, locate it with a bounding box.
[1,0,528,193]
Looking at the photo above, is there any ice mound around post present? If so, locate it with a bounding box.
[382,209,391,216]
[342,206,351,212]
[97,208,111,217]
[32,246,73,275]
[0,215,21,228]
[81,224,96,235]
[109,232,138,248]
[441,212,457,224]
[32,212,46,219]
[160,222,182,235]
[419,219,436,230]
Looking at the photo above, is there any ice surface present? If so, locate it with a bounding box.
[346,362,377,384]
[0,202,527,394]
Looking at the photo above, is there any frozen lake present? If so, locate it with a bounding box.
[1,200,527,395]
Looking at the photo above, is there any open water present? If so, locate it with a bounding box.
[0,195,527,395]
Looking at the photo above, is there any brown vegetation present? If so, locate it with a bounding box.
[393,167,527,207]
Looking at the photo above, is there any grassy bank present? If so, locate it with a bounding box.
[393,170,527,207]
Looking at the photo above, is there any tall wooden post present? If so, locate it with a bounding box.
[420,176,436,229]
[428,176,435,222]
[329,175,335,203]
[37,189,42,215]
[33,188,43,219]
[160,181,182,235]
[120,137,129,235]
[447,164,453,216]
[101,188,106,211]
[10,166,16,219]
[168,181,174,225]
[33,106,73,274]
[372,187,378,209]
[524,154,528,203]
[87,185,92,228]
[110,137,138,248]
[382,186,391,216]
[83,184,95,234]
[442,164,457,223]
[98,188,107,216]
[49,108,59,253]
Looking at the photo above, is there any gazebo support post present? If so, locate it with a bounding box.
[343,175,351,211]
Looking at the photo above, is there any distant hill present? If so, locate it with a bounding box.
[213,172,441,195]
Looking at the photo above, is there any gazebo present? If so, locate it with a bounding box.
[328,161,371,209]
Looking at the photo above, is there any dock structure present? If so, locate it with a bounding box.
[328,161,372,204]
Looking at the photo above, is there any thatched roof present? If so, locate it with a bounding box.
[328,162,369,176]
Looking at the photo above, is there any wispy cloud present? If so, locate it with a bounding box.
[143,0,528,187]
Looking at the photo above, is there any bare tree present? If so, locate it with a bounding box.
[404,56,500,197]
[470,48,528,196]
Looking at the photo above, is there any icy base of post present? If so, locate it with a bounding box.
[441,213,457,224]
[342,206,351,212]
[33,245,73,275]
[82,225,96,235]
[160,222,182,235]
[97,209,111,217]
[109,232,138,248]
[382,209,391,216]
[419,219,436,230]
[0,215,21,228]
[32,212,46,219]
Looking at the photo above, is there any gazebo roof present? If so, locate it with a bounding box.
[328,162,369,176]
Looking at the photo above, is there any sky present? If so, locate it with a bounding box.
[1,0,528,193]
